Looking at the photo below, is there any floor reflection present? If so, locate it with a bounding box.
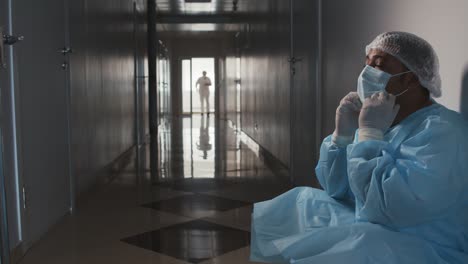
[196,115,212,160]
[154,114,291,186]
[182,116,215,178]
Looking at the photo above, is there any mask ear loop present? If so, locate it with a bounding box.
[395,88,410,97]
[392,70,412,77]
[391,70,412,97]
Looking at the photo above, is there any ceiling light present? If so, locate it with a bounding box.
[185,0,211,3]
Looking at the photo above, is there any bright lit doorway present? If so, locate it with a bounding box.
[182,57,216,115]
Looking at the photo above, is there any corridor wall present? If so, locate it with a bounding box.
[237,0,321,186]
[69,0,148,195]
[240,0,291,167]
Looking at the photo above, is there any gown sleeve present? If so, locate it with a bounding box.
[315,135,355,201]
[347,116,466,227]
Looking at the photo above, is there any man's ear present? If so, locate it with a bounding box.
[402,73,418,88]
[408,73,421,88]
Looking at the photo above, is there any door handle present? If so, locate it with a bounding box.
[288,57,303,64]
[58,47,73,55]
[1,26,24,69]
[61,61,69,70]
[288,57,303,76]
[3,35,24,45]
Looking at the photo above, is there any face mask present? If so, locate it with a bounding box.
[357,65,411,102]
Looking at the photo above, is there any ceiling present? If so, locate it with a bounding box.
[155,0,249,14]
[157,23,242,32]
[155,0,276,32]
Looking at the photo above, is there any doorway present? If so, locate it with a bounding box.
[181,57,216,115]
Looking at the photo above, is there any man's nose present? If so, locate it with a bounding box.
[367,61,377,68]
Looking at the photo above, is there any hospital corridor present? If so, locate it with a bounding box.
[0,0,468,263]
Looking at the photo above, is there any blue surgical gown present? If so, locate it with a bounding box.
[250,103,468,263]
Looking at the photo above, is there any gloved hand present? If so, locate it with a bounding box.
[333,92,362,146]
[358,92,400,142]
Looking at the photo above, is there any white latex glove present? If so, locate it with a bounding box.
[358,92,400,142]
[333,92,362,146]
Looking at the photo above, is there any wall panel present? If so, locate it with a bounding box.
[240,0,291,166]
[69,0,147,195]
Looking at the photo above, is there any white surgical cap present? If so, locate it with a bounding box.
[366,31,442,97]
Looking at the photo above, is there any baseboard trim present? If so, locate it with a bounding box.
[95,145,136,186]
[10,242,26,264]
[226,119,290,182]
[74,144,138,204]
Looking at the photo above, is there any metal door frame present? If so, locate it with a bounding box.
[289,0,296,184]
[179,57,194,178]
[133,1,142,180]
[0,0,23,261]
[0,125,10,264]
[63,0,75,214]
[180,56,193,116]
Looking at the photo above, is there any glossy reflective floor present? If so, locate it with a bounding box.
[19,115,292,264]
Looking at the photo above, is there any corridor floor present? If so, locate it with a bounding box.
[18,115,292,264]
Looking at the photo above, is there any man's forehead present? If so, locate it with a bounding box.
[366,49,404,66]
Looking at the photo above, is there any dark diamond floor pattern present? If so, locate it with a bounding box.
[121,219,251,263]
[143,193,251,218]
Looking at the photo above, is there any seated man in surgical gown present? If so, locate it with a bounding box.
[250,31,468,264]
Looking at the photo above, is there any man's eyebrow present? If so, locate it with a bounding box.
[366,55,385,60]
[366,55,386,63]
